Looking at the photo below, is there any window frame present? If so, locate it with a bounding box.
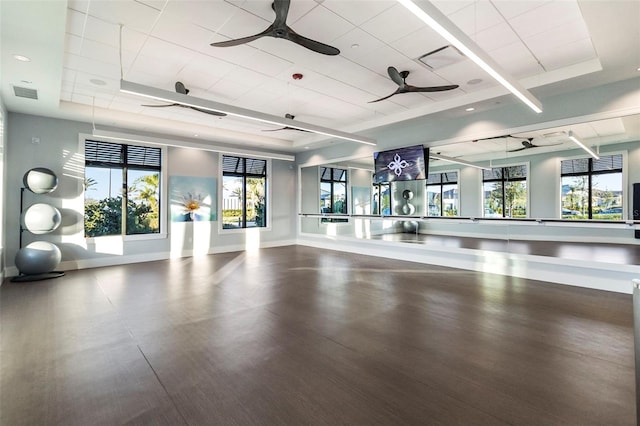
[482,163,529,218]
[560,153,625,220]
[80,135,167,241]
[220,155,270,232]
[426,170,459,217]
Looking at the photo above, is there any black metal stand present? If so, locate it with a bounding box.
[19,187,25,249]
[13,186,64,283]
[11,271,65,282]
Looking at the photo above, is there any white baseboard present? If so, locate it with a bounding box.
[297,234,640,294]
[3,239,296,278]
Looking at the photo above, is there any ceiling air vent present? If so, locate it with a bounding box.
[418,45,466,70]
[13,86,38,100]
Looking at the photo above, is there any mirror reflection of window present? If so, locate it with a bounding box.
[426,172,458,216]
[482,165,528,218]
[320,167,348,223]
[320,167,347,214]
[372,183,390,215]
[561,155,622,220]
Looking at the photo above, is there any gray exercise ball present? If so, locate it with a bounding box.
[21,203,62,234]
[15,241,62,275]
[402,220,419,233]
[401,203,415,215]
[23,167,58,194]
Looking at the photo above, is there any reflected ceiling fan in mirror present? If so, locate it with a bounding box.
[368,67,459,103]
[262,114,310,132]
[508,137,563,152]
[473,134,562,152]
[211,0,340,56]
[141,82,227,117]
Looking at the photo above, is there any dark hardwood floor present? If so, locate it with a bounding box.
[1,245,634,425]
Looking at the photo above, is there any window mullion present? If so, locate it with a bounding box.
[122,165,128,235]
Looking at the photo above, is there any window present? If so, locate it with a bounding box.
[561,154,623,220]
[84,140,161,237]
[426,172,458,216]
[222,155,267,229]
[483,165,528,218]
[320,167,347,213]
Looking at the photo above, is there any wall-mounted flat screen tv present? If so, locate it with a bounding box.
[373,145,429,183]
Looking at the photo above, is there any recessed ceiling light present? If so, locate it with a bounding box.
[304,146,309,149]
[467,78,482,85]
[465,107,475,112]
[351,43,360,49]
[13,54,31,62]
[194,134,199,137]
[637,66,640,71]
[90,78,106,86]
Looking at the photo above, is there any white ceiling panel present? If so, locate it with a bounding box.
[524,19,591,55]
[176,53,236,89]
[2,0,638,156]
[447,1,504,35]
[151,15,217,50]
[293,4,354,44]
[535,38,598,71]
[321,0,395,26]
[509,0,584,39]
[86,0,162,33]
[490,0,550,20]
[348,44,410,76]
[473,22,520,52]
[390,26,449,60]
[488,41,543,78]
[431,0,474,16]
[360,3,426,44]
[212,6,270,40]
[159,0,237,34]
[65,53,122,80]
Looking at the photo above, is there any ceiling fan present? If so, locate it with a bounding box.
[368,67,459,103]
[262,114,310,132]
[141,82,226,117]
[211,0,340,56]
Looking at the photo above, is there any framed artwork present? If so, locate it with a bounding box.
[169,176,217,222]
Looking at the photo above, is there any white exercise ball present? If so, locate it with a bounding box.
[15,241,62,275]
[23,168,58,194]
[21,203,62,234]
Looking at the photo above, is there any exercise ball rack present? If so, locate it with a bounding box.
[12,168,65,282]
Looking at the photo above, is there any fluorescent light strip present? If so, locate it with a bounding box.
[120,80,376,146]
[567,130,599,159]
[91,129,295,161]
[397,0,543,114]
[430,153,490,170]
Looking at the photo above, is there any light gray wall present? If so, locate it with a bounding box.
[4,113,296,273]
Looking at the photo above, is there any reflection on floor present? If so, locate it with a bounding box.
[0,245,634,424]
[372,232,640,265]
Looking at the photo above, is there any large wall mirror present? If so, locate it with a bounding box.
[298,113,640,245]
